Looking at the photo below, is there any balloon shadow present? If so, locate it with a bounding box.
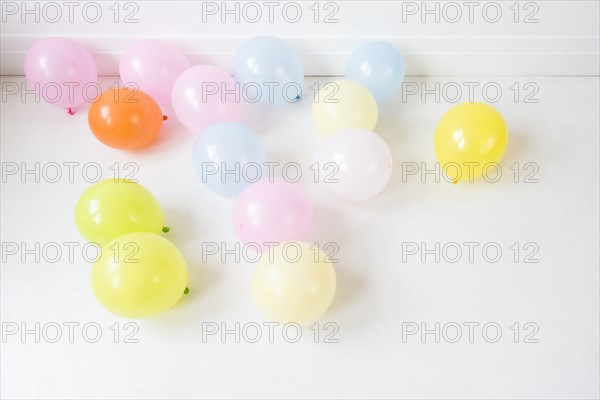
[326,258,370,329]
[140,206,224,322]
[372,105,432,205]
[308,201,375,328]
[141,261,222,331]
[243,100,305,134]
[168,258,222,315]
[160,207,200,244]
[308,201,349,246]
[501,130,536,166]
[148,114,191,151]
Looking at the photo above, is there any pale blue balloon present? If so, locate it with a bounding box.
[233,35,304,105]
[193,123,265,198]
[345,41,406,104]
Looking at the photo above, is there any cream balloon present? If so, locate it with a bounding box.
[252,241,336,325]
[312,80,378,137]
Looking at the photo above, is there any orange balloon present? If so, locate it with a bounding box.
[88,87,164,150]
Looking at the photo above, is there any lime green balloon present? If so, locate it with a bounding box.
[92,232,188,318]
[75,179,164,245]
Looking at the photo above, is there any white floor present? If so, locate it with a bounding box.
[1,76,599,399]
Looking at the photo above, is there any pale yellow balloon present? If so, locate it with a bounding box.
[252,241,337,325]
[312,80,378,137]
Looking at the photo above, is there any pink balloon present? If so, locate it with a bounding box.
[172,65,244,133]
[24,38,98,113]
[314,129,393,202]
[119,40,190,106]
[233,179,313,246]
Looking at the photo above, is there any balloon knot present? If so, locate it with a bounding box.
[162,226,170,233]
[184,287,190,295]
[67,108,75,115]
[162,115,168,121]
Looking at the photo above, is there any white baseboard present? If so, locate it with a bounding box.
[1,1,599,76]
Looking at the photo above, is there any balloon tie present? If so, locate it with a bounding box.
[67,108,75,115]
[162,115,168,121]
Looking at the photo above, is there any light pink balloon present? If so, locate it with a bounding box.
[233,179,313,246]
[24,38,98,113]
[119,40,190,106]
[172,65,244,133]
[314,129,393,202]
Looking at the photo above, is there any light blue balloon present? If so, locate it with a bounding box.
[193,123,265,198]
[345,41,406,104]
[233,35,304,105]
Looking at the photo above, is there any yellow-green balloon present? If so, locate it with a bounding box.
[92,232,188,318]
[312,80,378,137]
[75,179,164,245]
[252,241,337,325]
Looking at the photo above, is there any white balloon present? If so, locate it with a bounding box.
[314,129,393,202]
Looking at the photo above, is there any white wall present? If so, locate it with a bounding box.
[1,0,599,76]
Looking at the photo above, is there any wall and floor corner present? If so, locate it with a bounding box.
[1,1,599,400]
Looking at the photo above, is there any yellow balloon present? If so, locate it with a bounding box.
[434,102,509,182]
[312,80,378,137]
[92,232,188,318]
[75,179,164,245]
[252,241,336,325]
